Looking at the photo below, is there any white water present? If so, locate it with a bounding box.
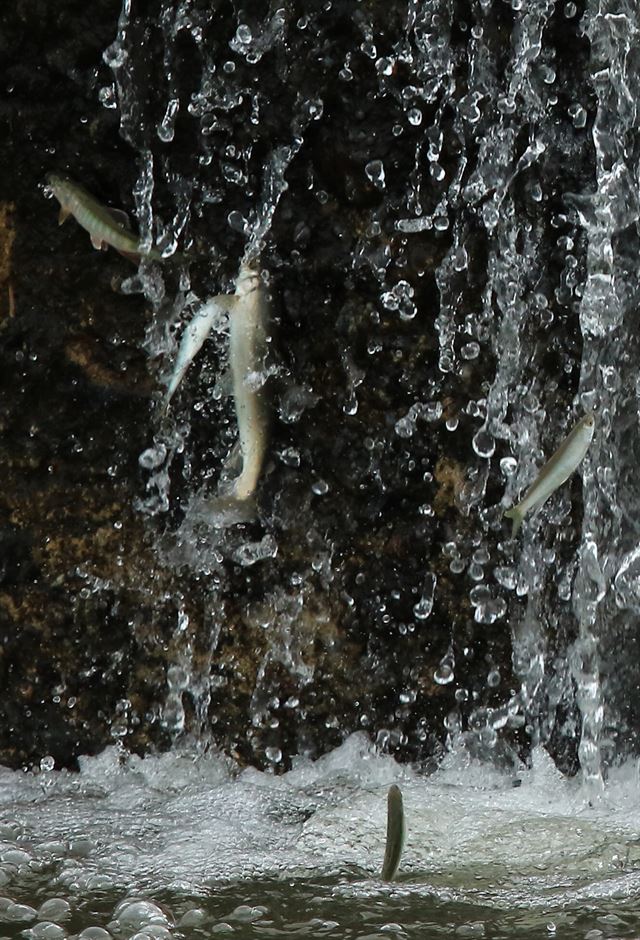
[2,735,640,938]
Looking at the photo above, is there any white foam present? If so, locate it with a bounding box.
[1,735,640,916]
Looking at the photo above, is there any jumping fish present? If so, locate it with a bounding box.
[381,784,406,882]
[504,412,595,537]
[46,174,164,262]
[165,262,271,502]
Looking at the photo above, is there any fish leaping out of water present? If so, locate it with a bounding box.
[504,412,595,537]
[46,174,165,262]
[381,784,406,881]
[164,261,271,504]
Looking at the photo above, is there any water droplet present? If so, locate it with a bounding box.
[228,210,248,233]
[453,246,468,271]
[139,443,167,470]
[434,662,454,685]
[103,43,128,68]
[500,457,517,477]
[157,98,179,142]
[365,159,385,189]
[472,428,495,458]
[407,107,422,126]
[98,85,117,109]
[568,103,587,129]
[482,200,500,231]
[413,573,436,620]
[235,23,252,44]
[494,566,516,590]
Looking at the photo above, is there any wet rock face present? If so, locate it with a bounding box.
[0,0,596,772]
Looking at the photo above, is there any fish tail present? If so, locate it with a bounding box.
[504,506,523,538]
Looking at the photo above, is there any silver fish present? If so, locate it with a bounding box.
[164,262,271,502]
[163,300,229,408]
[227,264,270,500]
[381,784,405,882]
[504,412,595,537]
[46,174,163,261]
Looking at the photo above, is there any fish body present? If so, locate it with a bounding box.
[381,784,405,882]
[163,299,230,409]
[164,261,271,502]
[504,412,595,537]
[228,264,270,500]
[47,173,163,261]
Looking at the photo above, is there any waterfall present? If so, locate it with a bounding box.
[86,0,640,777]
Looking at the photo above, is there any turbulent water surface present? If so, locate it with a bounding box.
[1,735,640,939]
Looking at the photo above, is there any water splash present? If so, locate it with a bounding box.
[93,0,640,780]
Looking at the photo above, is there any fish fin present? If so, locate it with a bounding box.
[504,506,524,538]
[90,233,108,251]
[106,207,132,230]
[381,784,405,882]
[116,248,143,264]
[209,294,238,314]
[58,207,71,226]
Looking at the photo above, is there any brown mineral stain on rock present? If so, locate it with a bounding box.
[66,335,155,398]
[0,202,16,321]
[434,457,465,515]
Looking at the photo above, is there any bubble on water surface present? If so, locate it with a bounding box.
[4,903,37,923]
[228,905,268,923]
[23,924,66,940]
[112,900,170,932]
[38,900,71,922]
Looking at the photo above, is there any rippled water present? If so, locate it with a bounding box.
[1,735,640,939]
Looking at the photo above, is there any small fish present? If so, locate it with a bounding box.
[228,264,270,500]
[163,299,228,408]
[381,784,405,882]
[504,412,595,537]
[46,174,164,262]
[164,261,271,502]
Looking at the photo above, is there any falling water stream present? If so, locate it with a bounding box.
[8,0,640,935]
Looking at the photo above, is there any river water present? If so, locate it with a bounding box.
[2,734,640,938]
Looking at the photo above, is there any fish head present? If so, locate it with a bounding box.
[45,173,71,201]
[579,411,596,441]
